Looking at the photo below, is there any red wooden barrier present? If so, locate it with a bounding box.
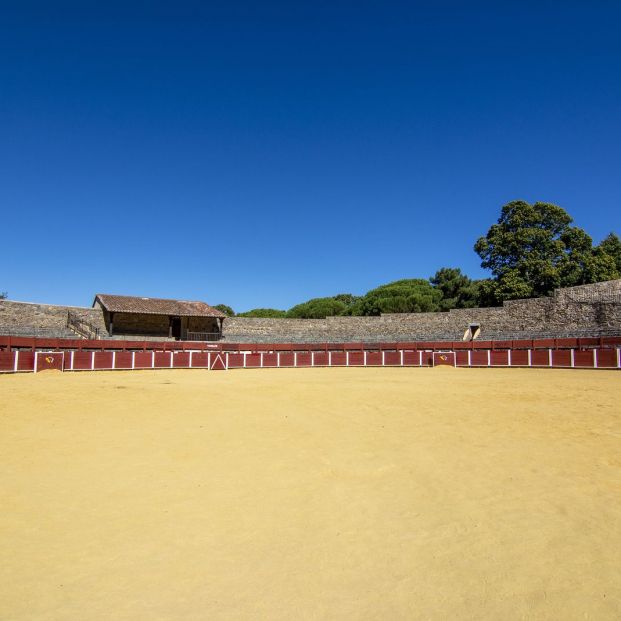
[1,340,619,374]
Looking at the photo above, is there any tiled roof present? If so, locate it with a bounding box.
[94,294,226,318]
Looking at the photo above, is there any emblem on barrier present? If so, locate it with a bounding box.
[45,356,54,364]
[439,355,447,361]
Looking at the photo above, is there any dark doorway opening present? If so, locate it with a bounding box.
[171,316,181,339]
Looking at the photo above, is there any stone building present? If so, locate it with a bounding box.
[93,294,226,340]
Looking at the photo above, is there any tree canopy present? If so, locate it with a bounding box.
[358,279,442,315]
[430,268,481,310]
[236,308,287,318]
[213,304,235,317]
[474,200,619,303]
[227,200,618,316]
[286,297,350,319]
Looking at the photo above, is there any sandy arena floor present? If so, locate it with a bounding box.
[1,367,620,620]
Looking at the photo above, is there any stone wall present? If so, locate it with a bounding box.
[1,279,620,342]
[222,280,621,342]
[0,300,107,337]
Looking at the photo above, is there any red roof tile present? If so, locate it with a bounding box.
[94,294,226,318]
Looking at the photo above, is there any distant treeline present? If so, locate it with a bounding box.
[213,201,621,319]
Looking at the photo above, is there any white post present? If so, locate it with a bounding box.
[419,351,423,367]
[14,350,19,372]
[548,349,553,367]
[311,352,315,367]
[364,351,367,366]
[91,351,95,371]
[261,352,264,367]
[528,350,532,367]
[112,351,116,370]
[277,352,281,367]
[132,351,135,369]
[329,351,332,366]
[346,351,349,366]
[151,351,155,368]
[190,351,194,368]
[244,352,248,368]
[453,352,457,367]
[382,351,385,366]
[487,350,491,367]
[400,349,404,366]
[294,352,297,367]
[225,353,229,370]
[594,349,598,368]
[617,348,620,369]
[508,349,512,367]
[468,350,472,367]
[570,349,575,368]
[170,352,173,368]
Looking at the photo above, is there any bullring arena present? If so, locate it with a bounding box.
[1,282,620,620]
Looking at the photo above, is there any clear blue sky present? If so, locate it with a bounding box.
[2,1,620,312]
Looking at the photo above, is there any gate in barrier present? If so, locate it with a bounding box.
[35,351,65,372]
[433,352,455,366]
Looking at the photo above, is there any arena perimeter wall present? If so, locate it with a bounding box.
[1,336,619,372]
[1,280,621,343]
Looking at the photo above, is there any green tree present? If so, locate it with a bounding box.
[213,304,235,317]
[598,232,621,274]
[430,268,480,310]
[237,308,287,318]
[358,279,442,315]
[0,291,6,300]
[284,293,362,318]
[286,297,349,319]
[474,200,618,302]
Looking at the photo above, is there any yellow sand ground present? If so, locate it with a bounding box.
[1,367,620,620]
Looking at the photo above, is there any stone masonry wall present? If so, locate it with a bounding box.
[1,279,620,342]
[222,279,621,342]
[0,300,107,337]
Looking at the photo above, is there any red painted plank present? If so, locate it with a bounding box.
[574,350,594,367]
[0,352,15,371]
[490,350,509,366]
[470,351,488,366]
[278,353,295,367]
[245,354,262,367]
[134,352,154,369]
[172,352,191,368]
[596,349,617,368]
[531,350,550,366]
[154,352,172,368]
[73,351,93,370]
[262,353,278,367]
[510,350,529,366]
[455,351,469,366]
[330,352,347,366]
[226,353,244,368]
[366,351,382,365]
[348,352,364,366]
[383,351,400,366]
[296,352,312,366]
[16,351,35,371]
[114,352,133,369]
[313,352,328,366]
[94,352,113,370]
[191,353,209,368]
[551,350,571,367]
[402,351,419,366]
